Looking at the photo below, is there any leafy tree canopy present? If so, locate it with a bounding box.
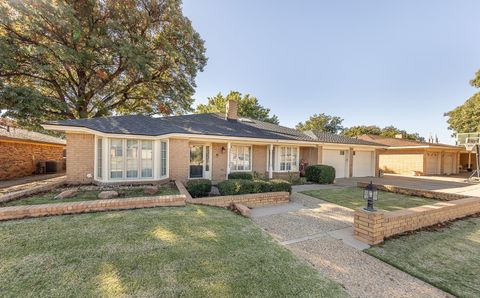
[295,113,344,134]
[445,92,480,134]
[445,70,480,135]
[343,125,423,141]
[196,91,279,124]
[0,0,207,130]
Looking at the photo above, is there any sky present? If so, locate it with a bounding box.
[182,0,480,144]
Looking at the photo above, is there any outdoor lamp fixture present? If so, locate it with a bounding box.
[363,181,378,212]
[221,146,226,154]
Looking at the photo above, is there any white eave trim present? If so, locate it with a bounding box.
[387,145,462,150]
[42,124,384,148]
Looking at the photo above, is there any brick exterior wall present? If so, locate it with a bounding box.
[300,146,321,166]
[0,140,65,180]
[0,194,186,221]
[187,191,290,208]
[212,142,228,183]
[354,197,480,245]
[379,150,424,175]
[66,133,94,184]
[252,145,267,177]
[169,138,190,183]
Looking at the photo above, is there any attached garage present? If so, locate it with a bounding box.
[353,150,374,177]
[359,135,462,176]
[322,149,348,178]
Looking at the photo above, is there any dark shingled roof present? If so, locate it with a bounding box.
[304,131,382,146]
[47,114,381,146]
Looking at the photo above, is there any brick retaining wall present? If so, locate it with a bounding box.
[175,181,290,208]
[0,176,66,203]
[0,194,186,221]
[187,191,290,208]
[356,182,470,201]
[354,197,480,244]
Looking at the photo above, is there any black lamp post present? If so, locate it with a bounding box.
[363,181,378,212]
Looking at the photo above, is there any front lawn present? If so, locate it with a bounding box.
[301,187,440,211]
[2,185,179,207]
[0,205,347,297]
[366,216,480,298]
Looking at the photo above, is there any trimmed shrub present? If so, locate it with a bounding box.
[186,179,212,198]
[305,165,335,184]
[218,179,255,195]
[228,172,254,180]
[252,179,272,193]
[270,179,292,193]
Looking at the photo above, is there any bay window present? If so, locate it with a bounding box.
[230,145,252,172]
[105,138,167,181]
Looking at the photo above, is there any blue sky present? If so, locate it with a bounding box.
[182,0,480,144]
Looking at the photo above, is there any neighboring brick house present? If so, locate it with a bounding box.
[0,125,66,180]
[43,100,384,185]
[358,134,463,176]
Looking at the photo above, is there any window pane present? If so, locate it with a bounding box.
[110,139,123,179]
[230,145,251,172]
[126,140,138,178]
[141,141,153,178]
[97,138,102,178]
[161,141,167,176]
[205,146,210,171]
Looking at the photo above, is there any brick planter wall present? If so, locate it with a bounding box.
[354,197,480,245]
[356,182,471,201]
[188,192,290,208]
[0,194,186,221]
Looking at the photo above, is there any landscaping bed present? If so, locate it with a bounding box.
[301,187,441,211]
[1,184,179,207]
[0,205,347,297]
[366,215,480,298]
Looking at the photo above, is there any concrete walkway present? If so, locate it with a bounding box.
[251,185,451,298]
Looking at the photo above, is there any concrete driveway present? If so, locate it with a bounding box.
[251,185,451,298]
[336,174,480,197]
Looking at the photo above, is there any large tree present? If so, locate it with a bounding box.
[295,113,344,134]
[196,91,279,124]
[343,124,423,141]
[0,0,207,129]
[445,70,480,134]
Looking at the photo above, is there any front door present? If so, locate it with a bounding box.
[189,144,212,179]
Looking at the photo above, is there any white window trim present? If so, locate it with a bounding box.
[94,136,169,183]
[229,144,253,172]
[274,146,300,173]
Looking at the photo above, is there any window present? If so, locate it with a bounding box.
[97,138,102,178]
[230,145,252,171]
[161,141,167,176]
[126,140,139,178]
[110,139,123,179]
[277,146,298,172]
[205,146,210,171]
[141,141,153,178]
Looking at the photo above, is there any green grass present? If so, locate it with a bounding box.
[2,186,179,207]
[0,205,348,297]
[301,187,440,211]
[366,216,480,298]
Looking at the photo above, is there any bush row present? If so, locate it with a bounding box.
[217,179,291,196]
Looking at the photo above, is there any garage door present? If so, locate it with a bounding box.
[425,152,440,175]
[443,153,455,175]
[323,149,348,178]
[353,151,374,177]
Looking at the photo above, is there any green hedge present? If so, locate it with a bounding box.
[305,165,335,184]
[217,179,292,196]
[228,172,254,180]
[186,179,212,198]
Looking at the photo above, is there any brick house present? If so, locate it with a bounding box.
[358,134,463,176]
[0,125,66,180]
[43,100,384,185]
